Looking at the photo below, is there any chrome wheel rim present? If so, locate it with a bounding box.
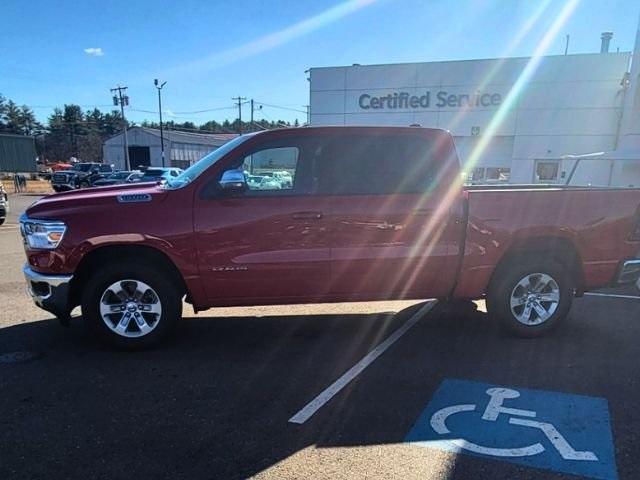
[510,273,560,326]
[99,279,162,338]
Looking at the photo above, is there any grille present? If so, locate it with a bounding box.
[52,173,68,183]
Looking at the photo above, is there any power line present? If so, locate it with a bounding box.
[30,104,115,109]
[173,106,236,114]
[254,101,307,114]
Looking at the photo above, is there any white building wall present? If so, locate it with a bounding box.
[310,53,634,185]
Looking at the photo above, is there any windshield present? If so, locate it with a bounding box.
[72,164,93,172]
[164,134,253,189]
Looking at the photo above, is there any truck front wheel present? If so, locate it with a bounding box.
[81,262,182,349]
[487,258,574,337]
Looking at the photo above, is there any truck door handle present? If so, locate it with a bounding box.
[292,211,323,220]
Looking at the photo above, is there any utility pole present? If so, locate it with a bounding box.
[154,79,167,167]
[111,85,130,170]
[232,96,247,134]
[250,99,254,131]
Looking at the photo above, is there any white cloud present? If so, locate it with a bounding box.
[84,47,104,57]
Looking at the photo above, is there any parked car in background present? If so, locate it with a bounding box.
[258,176,282,190]
[125,172,144,183]
[272,170,293,188]
[50,162,73,172]
[51,163,115,192]
[0,180,8,225]
[129,167,183,184]
[92,171,139,187]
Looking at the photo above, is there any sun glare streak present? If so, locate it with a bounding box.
[444,0,554,137]
[161,0,377,79]
[385,1,581,299]
[464,0,581,172]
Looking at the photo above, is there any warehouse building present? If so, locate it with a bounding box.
[103,127,237,170]
[309,32,640,186]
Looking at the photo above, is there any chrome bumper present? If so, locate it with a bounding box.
[51,183,76,190]
[616,260,640,285]
[23,265,73,317]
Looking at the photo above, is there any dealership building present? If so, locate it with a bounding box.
[309,33,640,186]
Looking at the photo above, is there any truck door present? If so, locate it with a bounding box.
[321,131,460,299]
[194,135,331,303]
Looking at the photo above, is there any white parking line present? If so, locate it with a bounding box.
[288,300,437,425]
[584,292,640,300]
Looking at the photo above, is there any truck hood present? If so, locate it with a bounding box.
[26,182,167,218]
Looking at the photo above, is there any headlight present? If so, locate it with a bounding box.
[20,217,67,250]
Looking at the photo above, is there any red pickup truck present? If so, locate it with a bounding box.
[20,126,640,348]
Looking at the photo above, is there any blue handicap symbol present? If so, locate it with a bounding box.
[405,379,617,480]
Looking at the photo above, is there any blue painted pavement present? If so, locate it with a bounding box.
[405,378,617,480]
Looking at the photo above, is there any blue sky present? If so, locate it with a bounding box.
[1,0,637,126]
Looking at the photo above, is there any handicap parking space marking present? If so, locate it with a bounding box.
[405,379,617,480]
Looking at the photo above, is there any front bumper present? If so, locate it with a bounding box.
[615,259,640,285]
[23,265,73,318]
[51,183,76,191]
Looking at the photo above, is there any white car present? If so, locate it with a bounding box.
[259,177,282,190]
[246,175,263,189]
[271,171,293,188]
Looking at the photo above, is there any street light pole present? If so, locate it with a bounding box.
[154,79,167,168]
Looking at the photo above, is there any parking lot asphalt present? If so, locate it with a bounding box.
[1,193,639,480]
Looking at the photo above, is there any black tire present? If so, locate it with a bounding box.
[487,257,574,337]
[0,218,5,226]
[81,262,182,349]
[52,186,61,193]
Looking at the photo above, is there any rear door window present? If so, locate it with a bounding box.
[318,134,438,195]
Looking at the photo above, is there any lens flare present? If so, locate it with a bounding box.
[464,0,582,173]
[162,0,377,79]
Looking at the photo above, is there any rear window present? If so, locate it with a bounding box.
[318,134,439,195]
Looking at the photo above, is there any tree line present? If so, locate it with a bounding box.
[0,93,295,163]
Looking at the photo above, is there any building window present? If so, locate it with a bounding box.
[535,161,559,182]
[471,167,485,182]
[486,167,511,182]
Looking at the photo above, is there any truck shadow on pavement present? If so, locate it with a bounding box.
[0,297,637,479]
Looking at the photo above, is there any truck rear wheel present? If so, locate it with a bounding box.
[81,262,182,349]
[487,257,574,337]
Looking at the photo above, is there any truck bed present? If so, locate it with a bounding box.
[453,185,640,298]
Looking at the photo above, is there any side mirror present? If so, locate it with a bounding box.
[219,169,247,193]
